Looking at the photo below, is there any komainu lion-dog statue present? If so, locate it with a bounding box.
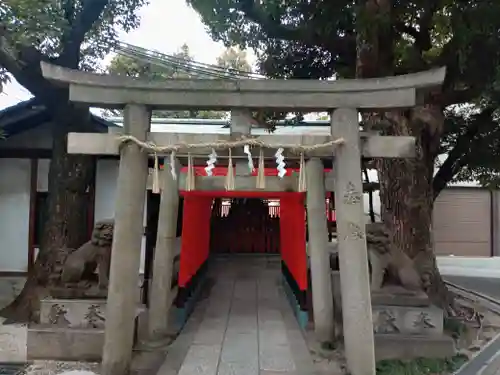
[365,223,422,292]
[60,219,114,289]
[326,223,422,292]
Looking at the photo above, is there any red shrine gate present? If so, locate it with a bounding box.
[176,189,309,319]
[159,165,338,327]
[144,165,335,311]
[177,190,308,289]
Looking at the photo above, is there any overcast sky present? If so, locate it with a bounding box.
[0,0,257,109]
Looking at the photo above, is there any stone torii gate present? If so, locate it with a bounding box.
[40,62,445,375]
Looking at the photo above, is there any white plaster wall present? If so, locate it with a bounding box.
[95,159,147,273]
[95,160,119,223]
[0,159,31,272]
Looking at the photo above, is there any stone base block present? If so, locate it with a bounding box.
[40,298,145,329]
[331,271,444,337]
[372,304,443,336]
[40,298,107,329]
[375,334,455,361]
[27,325,104,361]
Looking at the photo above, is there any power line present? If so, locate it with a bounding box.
[117,42,262,78]
[117,47,230,80]
[114,41,265,80]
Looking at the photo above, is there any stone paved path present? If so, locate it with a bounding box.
[156,255,318,375]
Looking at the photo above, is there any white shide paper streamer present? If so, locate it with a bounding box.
[204,148,218,176]
[275,147,287,178]
[169,152,178,181]
[243,145,255,173]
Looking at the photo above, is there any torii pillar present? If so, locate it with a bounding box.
[306,157,335,342]
[147,157,181,339]
[101,104,151,375]
[332,108,375,375]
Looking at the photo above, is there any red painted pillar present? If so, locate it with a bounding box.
[280,194,307,291]
[178,195,213,287]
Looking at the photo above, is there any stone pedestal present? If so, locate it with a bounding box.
[372,297,443,336]
[27,298,144,361]
[331,271,455,360]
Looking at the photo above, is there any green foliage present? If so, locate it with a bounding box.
[108,43,193,80]
[375,355,467,375]
[1,0,148,70]
[439,104,500,188]
[187,0,500,189]
[216,47,251,73]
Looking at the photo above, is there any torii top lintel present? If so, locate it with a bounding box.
[40,62,446,111]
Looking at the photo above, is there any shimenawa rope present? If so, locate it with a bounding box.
[122,134,346,193]
[117,134,345,154]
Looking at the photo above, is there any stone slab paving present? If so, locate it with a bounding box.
[156,256,317,375]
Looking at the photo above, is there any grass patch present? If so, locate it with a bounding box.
[375,355,468,375]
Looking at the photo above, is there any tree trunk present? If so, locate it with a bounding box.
[377,108,455,314]
[0,104,96,323]
[354,0,454,314]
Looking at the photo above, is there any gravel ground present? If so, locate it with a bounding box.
[21,362,100,375]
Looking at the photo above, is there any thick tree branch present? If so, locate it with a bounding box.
[417,0,438,52]
[430,8,469,92]
[235,0,355,61]
[433,108,494,199]
[0,25,55,99]
[393,1,437,53]
[63,0,76,24]
[57,0,109,68]
[433,149,469,200]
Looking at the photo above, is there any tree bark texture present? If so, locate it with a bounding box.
[356,0,454,313]
[1,104,96,323]
[376,109,454,313]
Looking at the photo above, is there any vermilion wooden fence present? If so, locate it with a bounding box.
[210,196,337,254]
[210,198,281,254]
